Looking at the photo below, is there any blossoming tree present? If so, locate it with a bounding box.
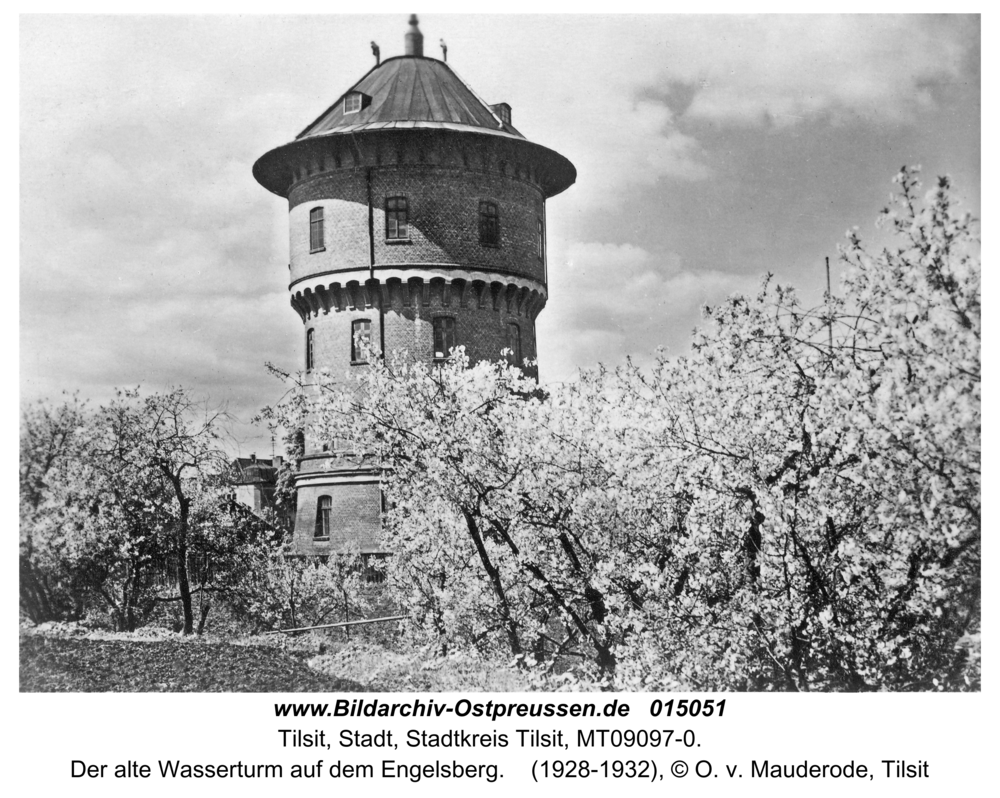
[20,388,280,633]
[271,169,979,690]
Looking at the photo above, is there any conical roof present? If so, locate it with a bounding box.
[297,56,523,140]
[253,18,575,199]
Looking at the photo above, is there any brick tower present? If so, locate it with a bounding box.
[253,15,575,555]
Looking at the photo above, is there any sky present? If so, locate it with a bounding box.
[19,14,980,456]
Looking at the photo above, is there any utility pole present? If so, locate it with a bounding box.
[825,256,833,350]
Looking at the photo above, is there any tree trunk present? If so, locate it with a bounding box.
[463,510,521,657]
[176,498,194,635]
[196,601,211,635]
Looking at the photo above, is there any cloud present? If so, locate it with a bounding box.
[474,15,975,212]
[20,53,298,451]
[659,15,973,128]
[537,241,758,381]
[569,103,712,210]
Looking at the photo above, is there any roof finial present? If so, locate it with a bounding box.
[371,41,380,66]
[440,38,447,62]
[405,13,423,57]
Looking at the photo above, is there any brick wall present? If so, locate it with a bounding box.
[299,300,536,459]
[288,172,371,279]
[287,136,547,288]
[293,480,382,555]
[303,301,538,380]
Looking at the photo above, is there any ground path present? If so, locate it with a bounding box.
[20,635,367,692]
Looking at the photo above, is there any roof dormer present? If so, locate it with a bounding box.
[491,103,512,127]
[344,91,371,115]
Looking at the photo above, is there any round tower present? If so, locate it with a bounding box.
[253,16,575,555]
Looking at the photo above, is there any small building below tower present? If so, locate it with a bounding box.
[230,454,292,528]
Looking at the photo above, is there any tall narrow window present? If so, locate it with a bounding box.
[385,196,408,240]
[352,319,372,363]
[479,201,499,246]
[507,323,521,365]
[314,495,332,540]
[309,207,324,252]
[536,218,544,260]
[433,317,456,360]
[305,328,315,371]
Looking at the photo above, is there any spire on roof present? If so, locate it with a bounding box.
[405,14,423,57]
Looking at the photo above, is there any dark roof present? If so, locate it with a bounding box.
[253,51,576,199]
[231,458,278,485]
[297,56,522,141]
[221,497,285,545]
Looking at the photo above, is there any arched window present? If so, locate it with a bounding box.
[314,496,332,540]
[352,319,372,363]
[309,207,324,252]
[507,323,521,365]
[479,201,499,246]
[385,196,408,240]
[536,218,544,260]
[433,317,456,360]
[305,328,315,371]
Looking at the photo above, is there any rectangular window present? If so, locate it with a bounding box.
[344,93,362,114]
[507,323,521,365]
[352,319,372,362]
[537,218,544,260]
[479,201,499,246]
[306,328,315,371]
[362,553,386,584]
[309,207,324,252]
[385,196,408,240]
[315,496,332,540]
[433,317,456,360]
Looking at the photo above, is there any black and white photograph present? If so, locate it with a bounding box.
[19,10,980,707]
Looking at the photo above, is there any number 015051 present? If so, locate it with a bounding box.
[649,698,725,718]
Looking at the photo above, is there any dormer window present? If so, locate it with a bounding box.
[491,103,512,126]
[344,92,369,115]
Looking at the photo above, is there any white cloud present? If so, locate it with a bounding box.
[665,15,971,128]
[566,102,712,209]
[481,14,975,207]
[537,241,758,381]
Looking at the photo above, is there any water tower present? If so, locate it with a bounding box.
[253,15,575,554]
